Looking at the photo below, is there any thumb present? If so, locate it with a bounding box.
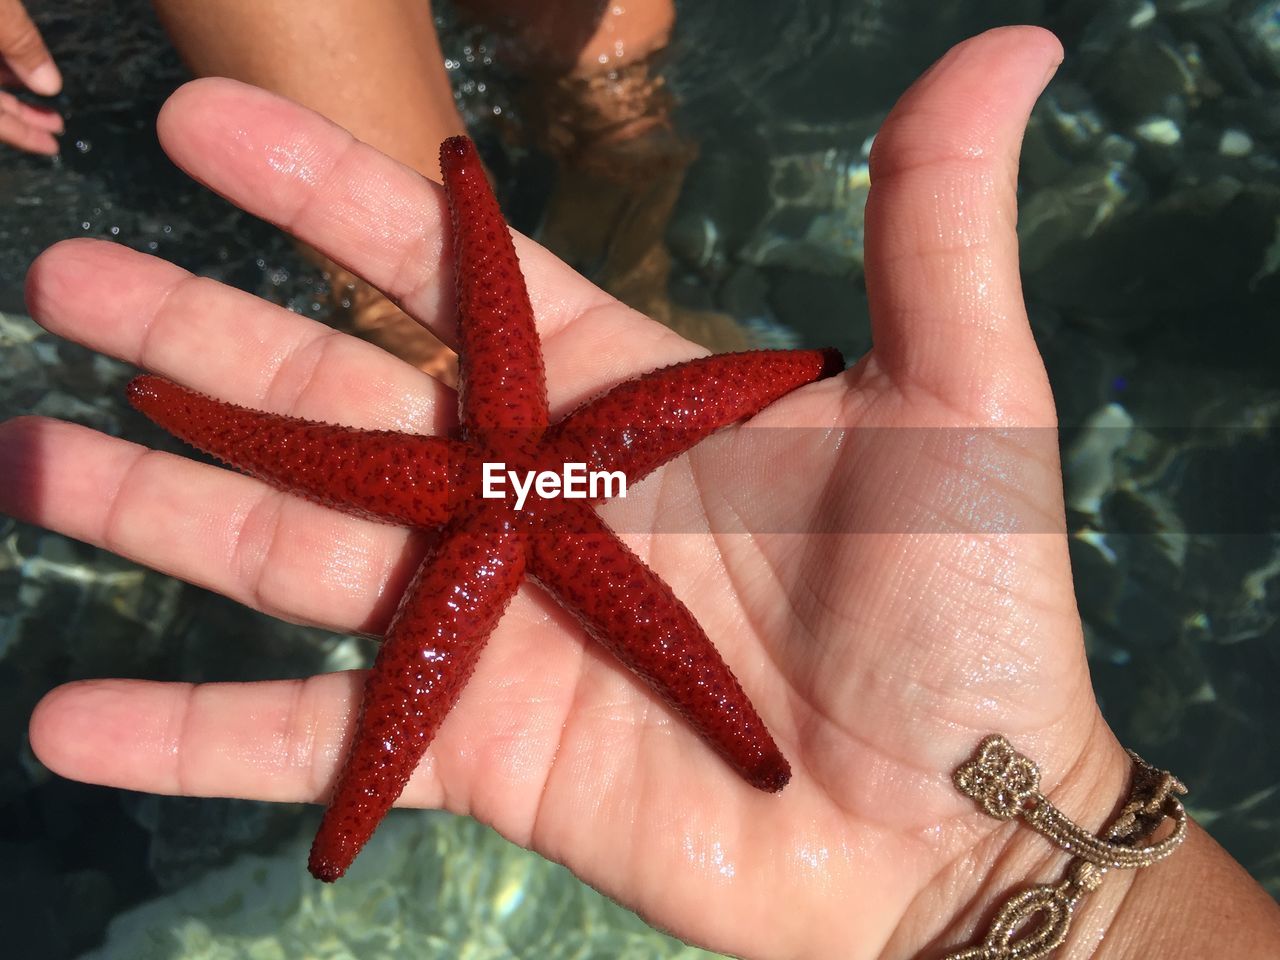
[0,0,61,95]
[864,26,1061,426]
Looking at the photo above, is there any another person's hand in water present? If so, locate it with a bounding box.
[0,0,62,154]
[152,0,742,365]
[4,26,1278,960]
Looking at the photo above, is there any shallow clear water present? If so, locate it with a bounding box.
[2,0,1278,956]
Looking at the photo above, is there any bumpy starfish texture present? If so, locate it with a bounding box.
[127,136,843,882]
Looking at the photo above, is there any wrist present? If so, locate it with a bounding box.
[935,717,1280,959]
[1087,821,1280,959]
[931,715,1136,957]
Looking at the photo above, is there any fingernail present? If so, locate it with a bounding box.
[27,62,63,97]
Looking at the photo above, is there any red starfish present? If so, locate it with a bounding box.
[127,136,843,881]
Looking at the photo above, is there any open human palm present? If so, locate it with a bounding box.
[4,26,1136,960]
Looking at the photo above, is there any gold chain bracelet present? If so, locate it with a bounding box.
[943,734,1188,960]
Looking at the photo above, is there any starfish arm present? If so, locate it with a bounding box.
[547,348,843,487]
[308,506,526,881]
[127,375,462,526]
[528,501,791,792]
[439,137,549,439]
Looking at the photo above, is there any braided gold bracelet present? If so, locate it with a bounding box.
[943,734,1188,960]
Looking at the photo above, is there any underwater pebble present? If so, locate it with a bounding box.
[1219,128,1253,155]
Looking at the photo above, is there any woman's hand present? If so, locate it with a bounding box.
[12,25,1261,960]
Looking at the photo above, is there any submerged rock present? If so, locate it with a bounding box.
[83,814,716,960]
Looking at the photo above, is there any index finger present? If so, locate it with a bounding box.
[155,78,710,408]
